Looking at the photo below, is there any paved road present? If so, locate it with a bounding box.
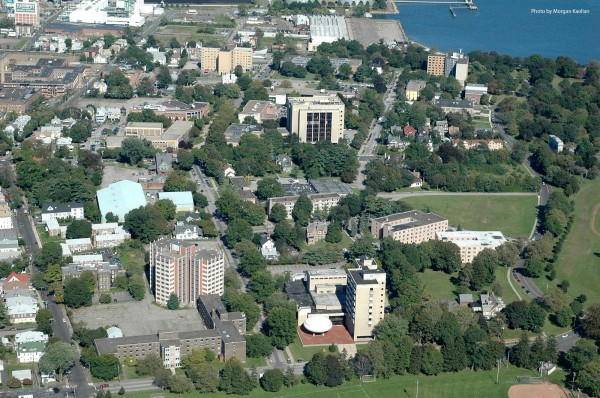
[102,378,158,394]
[378,191,538,200]
[506,267,522,301]
[556,330,579,352]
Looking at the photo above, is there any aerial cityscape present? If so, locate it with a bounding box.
[0,0,598,398]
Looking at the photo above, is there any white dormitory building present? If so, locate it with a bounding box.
[436,230,507,263]
[41,202,85,223]
[68,0,146,27]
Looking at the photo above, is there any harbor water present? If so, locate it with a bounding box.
[378,0,599,63]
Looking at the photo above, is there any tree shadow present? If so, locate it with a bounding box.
[593,252,600,258]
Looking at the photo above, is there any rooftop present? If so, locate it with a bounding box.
[436,230,507,247]
[372,210,447,227]
[96,180,147,222]
[309,178,353,196]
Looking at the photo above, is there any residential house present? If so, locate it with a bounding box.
[8,303,38,324]
[94,233,128,248]
[15,331,48,363]
[174,225,201,240]
[447,126,460,136]
[1,272,31,293]
[176,212,202,226]
[275,154,293,173]
[260,237,279,260]
[386,135,407,149]
[41,202,85,222]
[458,294,474,306]
[405,79,427,101]
[464,83,488,103]
[409,171,423,188]
[155,153,174,175]
[434,120,448,135]
[472,293,505,319]
[306,221,328,245]
[549,135,564,153]
[403,125,416,137]
[224,164,236,178]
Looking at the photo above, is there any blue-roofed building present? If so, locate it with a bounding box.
[157,191,194,212]
[97,180,147,222]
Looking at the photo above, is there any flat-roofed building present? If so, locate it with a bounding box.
[150,239,224,307]
[238,100,277,124]
[464,83,488,102]
[308,15,349,52]
[427,54,446,76]
[370,210,448,242]
[61,262,124,291]
[125,122,163,137]
[0,87,42,113]
[96,180,147,222]
[268,193,342,220]
[224,123,264,146]
[287,95,345,143]
[305,268,347,292]
[0,203,13,230]
[436,230,507,263]
[344,265,386,340]
[200,45,253,74]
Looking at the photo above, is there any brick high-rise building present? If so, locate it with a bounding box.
[150,239,224,307]
[427,54,446,76]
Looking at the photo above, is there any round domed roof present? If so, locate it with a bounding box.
[303,316,333,334]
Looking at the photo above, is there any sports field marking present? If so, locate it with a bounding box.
[337,388,369,398]
[360,384,371,398]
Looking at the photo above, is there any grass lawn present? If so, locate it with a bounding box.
[471,119,491,129]
[121,365,552,398]
[36,225,64,244]
[271,71,317,81]
[493,268,521,304]
[420,269,457,302]
[287,338,331,363]
[554,177,600,305]
[244,357,267,368]
[401,195,537,238]
[304,231,354,252]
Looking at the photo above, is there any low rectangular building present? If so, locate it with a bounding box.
[65,238,92,253]
[157,191,194,212]
[436,230,507,263]
[61,262,124,291]
[41,202,84,222]
[464,83,488,102]
[238,100,277,124]
[224,124,264,147]
[268,193,342,220]
[370,210,448,242]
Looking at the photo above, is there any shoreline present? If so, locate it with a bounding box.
[370,0,400,15]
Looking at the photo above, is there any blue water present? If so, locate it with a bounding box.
[379,0,600,63]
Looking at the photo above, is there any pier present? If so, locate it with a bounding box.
[396,0,477,10]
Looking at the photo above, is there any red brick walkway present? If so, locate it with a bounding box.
[297,325,355,345]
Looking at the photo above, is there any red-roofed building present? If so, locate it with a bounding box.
[1,272,31,292]
[403,125,416,137]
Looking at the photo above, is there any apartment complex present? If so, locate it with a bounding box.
[370,210,448,242]
[200,45,253,74]
[95,295,246,367]
[41,202,84,222]
[436,230,507,263]
[150,239,225,307]
[286,95,345,143]
[427,54,446,76]
[344,261,386,340]
[268,193,342,220]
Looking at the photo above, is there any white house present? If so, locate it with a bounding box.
[15,331,49,345]
[224,164,236,178]
[12,369,33,381]
[260,236,279,260]
[174,224,200,240]
[8,303,38,324]
[41,202,85,222]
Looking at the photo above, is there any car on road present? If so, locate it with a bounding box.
[521,285,525,289]
[62,318,67,323]
[526,290,531,295]
[562,334,569,338]
[99,383,109,389]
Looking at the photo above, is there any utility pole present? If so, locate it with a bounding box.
[496,359,501,384]
[415,380,419,398]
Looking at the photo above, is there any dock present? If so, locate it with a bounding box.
[395,0,477,10]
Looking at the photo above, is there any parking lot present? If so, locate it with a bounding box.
[72,292,205,336]
[101,164,149,189]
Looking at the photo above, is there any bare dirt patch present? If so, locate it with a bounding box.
[508,383,569,398]
[589,203,600,237]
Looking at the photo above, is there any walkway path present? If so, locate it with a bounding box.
[506,267,522,301]
[377,191,537,200]
[589,203,600,237]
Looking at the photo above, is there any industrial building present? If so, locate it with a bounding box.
[129,101,210,121]
[308,15,349,52]
[370,210,448,242]
[0,87,42,113]
[286,95,345,143]
[96,180,147,222]
[436,230,507,263]
[149,238,225,307]
[157,191,194,212]
[14,0,40,37]
[200,44,253,74]
[1,58,86,97]
[68,0,145,27]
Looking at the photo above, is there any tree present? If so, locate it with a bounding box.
[292,194,312,226]
[324,354,346,387]
[322,222,342,243]
[136,354,163,376]
[124,205,170,243]
[578,361,600,397]
[219,358,255,395]
[510,333,531,369]
[36,308,53,335]
[168,373,193,393]
[442,338,468,372]
[247,270,276,303]
[64,278,93,308]
[37,242,63,272]
[99,293,112,304]
[338,63,352,80]
[119,137,156,165]
[421,344,444,375]
[164,170,195,192]
[373,314,409,346]
[246,334,273,358]
[167,293,180,310]
[496,242,520,267]
[260,368,284,392]
[66,220,92,239]
[225,219,253,248]
[565,339,600,373]
[118,387,125,395]
[154,199,176,221]
[105,212,119,223]
[306,352,328,385]
[524,258,545,278]
[256,177,284,200]
[89,353,120,380]
[269,203,288,223]
[187,362,219,393]
[39,342,77,380]
[156,65,172,88]
[267,307,297,349]
[128,274,146,300]
[582,304,600,340]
